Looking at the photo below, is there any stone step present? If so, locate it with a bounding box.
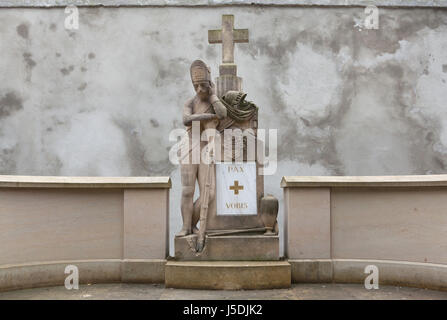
[165,260,291,290]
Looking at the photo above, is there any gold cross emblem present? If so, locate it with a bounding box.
[229,180,244,195]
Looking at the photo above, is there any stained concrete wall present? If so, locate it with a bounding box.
[0,4,446,255]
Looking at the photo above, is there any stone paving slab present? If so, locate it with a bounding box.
[0,283,446,300]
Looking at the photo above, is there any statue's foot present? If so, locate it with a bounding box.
[196,241,204,252]
[175,228,191,237]
[192,227,199,234]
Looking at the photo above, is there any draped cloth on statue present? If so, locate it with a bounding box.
[216,91,258,162]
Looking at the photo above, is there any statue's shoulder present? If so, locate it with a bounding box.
[184,97,195,108]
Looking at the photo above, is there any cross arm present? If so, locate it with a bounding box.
[233,29,249,43]
[208,30,222,44]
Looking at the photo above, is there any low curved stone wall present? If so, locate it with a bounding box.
[0,175,170,291]
[0,259,165,292]
[282,175,447,291]
[1,175,447,291]
[290,259,447,291]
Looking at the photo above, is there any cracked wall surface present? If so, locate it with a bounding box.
[0,6,446,254]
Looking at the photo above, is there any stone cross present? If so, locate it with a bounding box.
[208,14,249,64]
[208,15,249,97]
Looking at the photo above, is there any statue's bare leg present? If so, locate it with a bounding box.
[195,138,217,234]
[177,163,198,237]
[192,198,200,233]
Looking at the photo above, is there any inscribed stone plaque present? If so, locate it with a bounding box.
[216,162,257,216]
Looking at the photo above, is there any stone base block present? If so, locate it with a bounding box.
[174,234,279,261]
[289,259,333,283]
[165,261,291,290]
[121,259,165,283]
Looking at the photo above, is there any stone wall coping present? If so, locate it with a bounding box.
[0,175,171,188]
[281,174,447,188]
[0,0,446,8]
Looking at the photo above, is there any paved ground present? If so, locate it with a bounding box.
[0,283,446,300]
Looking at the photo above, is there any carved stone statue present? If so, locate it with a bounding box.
[174,15,280,261]
[176,60,227,240]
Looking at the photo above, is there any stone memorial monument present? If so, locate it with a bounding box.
[174,15,280,261]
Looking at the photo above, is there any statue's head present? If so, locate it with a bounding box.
[190,60,212,101]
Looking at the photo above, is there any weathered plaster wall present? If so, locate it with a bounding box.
[0,5,446,255]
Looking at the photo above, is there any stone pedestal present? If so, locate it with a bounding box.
[165,261,291,290]
[216,63,242,97]
[175,234,279,261]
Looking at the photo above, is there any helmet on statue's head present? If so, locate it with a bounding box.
[222,91,247,107]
